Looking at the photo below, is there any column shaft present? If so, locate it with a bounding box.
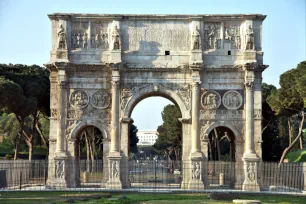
[56,81,66,153]
[191,82,201,153]
[110,80,119,152]
[245,82,254,154]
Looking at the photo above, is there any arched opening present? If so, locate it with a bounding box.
[127,95,183,187]
[207,126,236,162]
[74,125,105,187]
[206,126,236,188]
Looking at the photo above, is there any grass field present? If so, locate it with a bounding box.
[0,192,306,204]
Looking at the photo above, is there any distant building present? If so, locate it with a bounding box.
[137,130,158,146]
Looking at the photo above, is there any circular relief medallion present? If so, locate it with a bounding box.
[222,90,243,110]
[69,90,89,109]
[91,90,111,109]
[201,91,221,109]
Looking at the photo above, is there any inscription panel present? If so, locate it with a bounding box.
[121,21,190,51]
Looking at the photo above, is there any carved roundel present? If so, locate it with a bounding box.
[91,90,111,109]
[69,90,89,109]
[222,90,243,110]
[201,91,221,110]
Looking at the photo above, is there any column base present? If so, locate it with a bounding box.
[188,179,205,190]
[242,156,260,192]
[105,178,123,189]
[105,153,123,189]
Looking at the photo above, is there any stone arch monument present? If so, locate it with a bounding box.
[45,13,268,191]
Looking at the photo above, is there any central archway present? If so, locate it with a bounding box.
[119,84,192,188]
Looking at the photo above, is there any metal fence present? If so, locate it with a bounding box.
[0,160,305,193]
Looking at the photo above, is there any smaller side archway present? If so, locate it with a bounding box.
[67,120,109,187]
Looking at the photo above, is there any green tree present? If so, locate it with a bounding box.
[267,61,306,164]
[0,64,50,160]
[154,104,182,160]
[129,124,139,154]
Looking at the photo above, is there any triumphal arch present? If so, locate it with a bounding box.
[45,13,268,191]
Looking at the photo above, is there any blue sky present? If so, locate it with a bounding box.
[0,0,305,130]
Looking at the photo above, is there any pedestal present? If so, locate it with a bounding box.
[47,156,68,189]
[110,50,121,63]
[242,155,260,192]
[188,158,205,190]
[105,153,122,189]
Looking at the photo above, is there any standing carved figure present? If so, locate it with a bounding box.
[57,24,66,49]
[192,26,200,50]
[112,161,119,178]
[95,33,100,48]
[208,26,215,49]
[192,162,200,180]
[91,34,95,48]
[82,33,88,49]
[77,33,82,48]
[235,34,241,49]
[72,32,78,49]
[245,25,255,50]
[224,28,231,41]
[112,25,120,50]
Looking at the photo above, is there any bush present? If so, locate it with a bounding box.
[4,154,12,160]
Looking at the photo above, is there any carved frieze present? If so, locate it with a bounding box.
[222,91,243,110]
[121,83,191,110]
[203,23,221,50]
[69,90,89,109]
[191,161,201,180]
[71,22,89,49]
[224,23,241,49]
[121,21,190,51]
[200,121,212,140]
[55,160,65,179]
[91,90,111,109]
[111,160,119,178]
[92,22,109,49]
[200,110,244,120]
[201,91,221,110]
[246,162,256,182]
[66,120,77,138]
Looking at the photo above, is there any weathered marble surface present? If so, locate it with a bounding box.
[46,13,267,191]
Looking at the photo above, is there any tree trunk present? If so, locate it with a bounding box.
[288,118,292,145]
[14,133,21,160]
[35,120,48,148]
[214,128,221,161]
[300,136,303,149]
[279,111,305,165]
[84,130,91,173]
[25,139,33,161]
[90,128,96,173]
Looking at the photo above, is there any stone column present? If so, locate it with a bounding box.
[106,68,122,189]
[242,66,260,191]
[49,63,68,189]
[188,80,204,189]
[110,79,120,153]
[191,81,202,157]
[120,117,133,188]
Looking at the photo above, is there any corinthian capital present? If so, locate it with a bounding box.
[112,80,120,89]
[244,81,254,90]
[58,81,67,89]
